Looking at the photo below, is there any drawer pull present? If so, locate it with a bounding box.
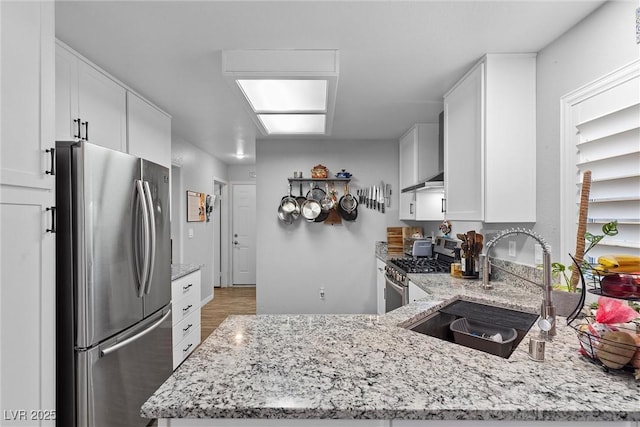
[182,304,193,313]
[183,324,193,333]
[183,283,193,291]
[183,343,193,353]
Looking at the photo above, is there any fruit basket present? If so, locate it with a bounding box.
[572,317,640,372]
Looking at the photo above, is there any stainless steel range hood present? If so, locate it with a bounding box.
[401,171,444,193]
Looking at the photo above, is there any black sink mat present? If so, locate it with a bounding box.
[440,300,539,331]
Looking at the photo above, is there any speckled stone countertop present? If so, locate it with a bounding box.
[143,273,640,422]
[171,263,201,281]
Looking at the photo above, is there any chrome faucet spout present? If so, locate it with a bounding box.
[481,228,556,338]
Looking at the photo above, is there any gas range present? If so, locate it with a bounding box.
[385,236,461,286]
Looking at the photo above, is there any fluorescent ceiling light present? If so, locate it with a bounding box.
[258,114,326,134]
[222,49,339,136]
[236,79,327,113]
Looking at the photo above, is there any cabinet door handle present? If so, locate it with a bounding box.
[82,121,89,141]
[73,118,81,139]
[182,304,192,312]
[409,202,414,215]
[45,148,55,176]
[441,198,446,213]
[46,207,56,233]
[183,343,193,353]
[183,324,193,333]
[183,283,193,291]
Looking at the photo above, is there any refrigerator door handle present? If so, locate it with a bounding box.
[142,181,156,295]
[99,309,171,357]
[135,180,151,297]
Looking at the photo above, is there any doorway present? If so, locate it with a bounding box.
[231,183,257,285]
[212,179,226,288]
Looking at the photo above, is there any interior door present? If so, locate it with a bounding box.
[232,184,256,285]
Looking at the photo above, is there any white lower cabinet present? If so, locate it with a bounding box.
[408,280,430,303]
[158,419,637,427]
[171,270,202,369]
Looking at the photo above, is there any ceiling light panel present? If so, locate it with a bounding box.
[258,114,326,134]
[237,79,327,113]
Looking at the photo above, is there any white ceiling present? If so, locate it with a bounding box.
[55,0,605,165]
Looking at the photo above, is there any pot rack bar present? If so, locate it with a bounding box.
[288,178,351,182]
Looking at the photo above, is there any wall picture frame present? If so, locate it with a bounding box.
[187,190,205,222]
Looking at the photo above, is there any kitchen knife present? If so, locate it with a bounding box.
[380,181,385,213]
[374,186,379,210]
[376,185,380,211]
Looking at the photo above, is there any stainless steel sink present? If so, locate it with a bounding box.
[404,299,539,358]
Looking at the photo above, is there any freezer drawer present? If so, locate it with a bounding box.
[75,307,172,427]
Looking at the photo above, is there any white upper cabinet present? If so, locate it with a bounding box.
[399,123,440,220]
[127,92,172,168]
[1,2,56,424]
[399,124,440,190]
[1,1,55,191]
[56,42,127,152]
[443,54,536,223]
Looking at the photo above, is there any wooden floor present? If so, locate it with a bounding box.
[201,286,256,341]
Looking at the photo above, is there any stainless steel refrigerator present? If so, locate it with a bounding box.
[56,141,172,427]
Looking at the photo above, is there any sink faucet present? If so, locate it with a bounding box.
[480,228,556,338]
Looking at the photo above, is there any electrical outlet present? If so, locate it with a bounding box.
[508,241,516,257]
[534,244,543,265]
[319,287,326,300]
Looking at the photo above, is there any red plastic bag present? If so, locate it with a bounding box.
[595,296,640,324]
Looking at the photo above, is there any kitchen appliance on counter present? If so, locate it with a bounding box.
[56,141,172,427]
[403,237,433,257]
[384,236,461,312]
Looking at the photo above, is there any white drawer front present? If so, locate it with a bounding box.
[172,286,200,326]
[172,307,200,345]
[171,270,201,304]
[172,323,201,370]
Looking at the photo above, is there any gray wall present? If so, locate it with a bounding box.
[171,137,228,303]
[227,165,257,182]
[256,139,403,314]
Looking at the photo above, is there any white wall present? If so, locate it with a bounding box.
[256,139,403,314]
[172,137,228,303]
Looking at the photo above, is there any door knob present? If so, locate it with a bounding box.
[234,241,239,245]
[234,234,238,237]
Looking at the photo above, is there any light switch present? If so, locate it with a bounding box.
[188,228,194,238]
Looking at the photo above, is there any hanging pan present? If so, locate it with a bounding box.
[339,183,358,213]
[301,182,322,221]
[280,184,299,215]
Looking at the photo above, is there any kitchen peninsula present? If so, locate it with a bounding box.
[142,275,640,426]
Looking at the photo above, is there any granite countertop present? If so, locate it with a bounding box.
[171,263,201,281]
[143,273,640,422]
